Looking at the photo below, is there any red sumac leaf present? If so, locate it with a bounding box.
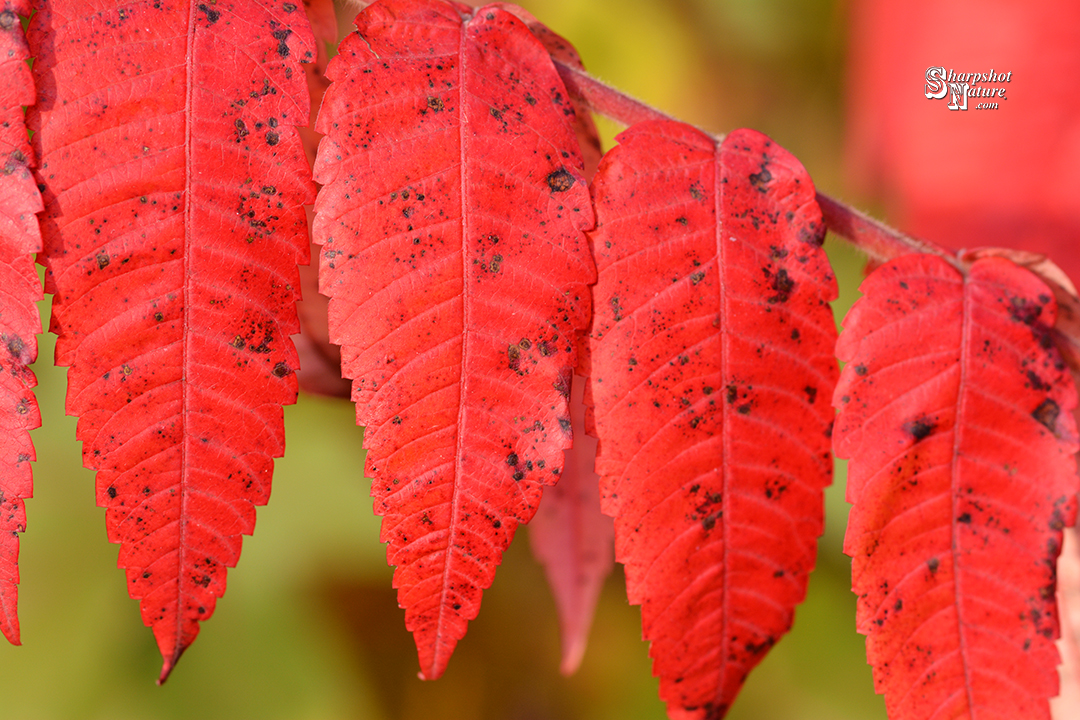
[490,2,603,180]
[312,0,595,679]
[0,0,42,646]
[528,375,613,676]
[833,253,1080,720]
[587,121,838,718]
[27,1,315,680]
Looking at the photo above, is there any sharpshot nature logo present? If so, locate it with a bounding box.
[924,67,1011,111]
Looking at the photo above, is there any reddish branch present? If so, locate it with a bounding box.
[553,58,1080,380]
[552,60,958,267]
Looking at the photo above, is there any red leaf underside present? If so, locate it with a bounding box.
[0,0,42,646]
[586,122,838,719]
[833,253,1080,720]
[527,374,613,676]
[313,0,595,679]
[28,0,315,680]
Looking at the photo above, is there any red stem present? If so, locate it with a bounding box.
[553,59,961,269]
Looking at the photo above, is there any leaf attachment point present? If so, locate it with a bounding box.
[834,253,1080,720]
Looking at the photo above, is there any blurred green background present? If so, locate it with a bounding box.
[0,0,885,718]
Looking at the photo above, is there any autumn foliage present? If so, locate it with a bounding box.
[1,1,1079,719]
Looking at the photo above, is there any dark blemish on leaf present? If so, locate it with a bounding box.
[1033,399,1060,434]
[957,512,972,524]
[1010,297,1042,326]
[676,217,688,226]
[927,557,939,573]
[230,335,245,349]
[272,362,290,378]
[427,96,444,112]
[726,385,737,404]
[283,2,297,11]
[702,386,712,395]
[1027,371,1048,391]
[154,312,164,322]
[507,344,521,372]
[737,404,751,415]
[512,471,524,481]
[518,338,531,350]
[96,253,110,269]
[546,168,575,192]
[489,254,502,272]
[854,364,868,376]
[804,386,817,404]
[749,164,772,188]
[798,223,826,246]
[559,417,571,433]
[266,131,280,146]
[824,419,834,439]
[524,93,536,105]
[690,271,706,285]
[235,118,249,141]
[272,28,292,58]
[107,486,117,499]
[904,416,936,441]
[506,453,518,466]
[610,296,623,321]
[791,328,800,341]
[198,4,220,23]
[554,369,571,400]
[768,268,795,303]
[262,185,277,195]
[689,182,704,200]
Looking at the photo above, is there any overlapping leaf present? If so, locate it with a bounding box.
[312,0,595,679]
[27,0,315,680]
[586,121,838,718]
[833,253,1079,720]
[0,0,42,646]
[527,374,613,676]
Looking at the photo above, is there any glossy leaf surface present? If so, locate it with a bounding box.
[28,0,315,680]
[0,0,41,646]
[833,253,1079,720]
[587,122,838,718]
[313,0,595,680]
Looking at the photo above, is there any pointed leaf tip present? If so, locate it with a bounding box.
[587,122,837,717]
[27,0,316,672]
[315,0,595,678]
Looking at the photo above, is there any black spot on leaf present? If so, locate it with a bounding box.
[904,416,936,441]
[546,168,575,192]
[198,3,220,23]
[1033,399,1060,434]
